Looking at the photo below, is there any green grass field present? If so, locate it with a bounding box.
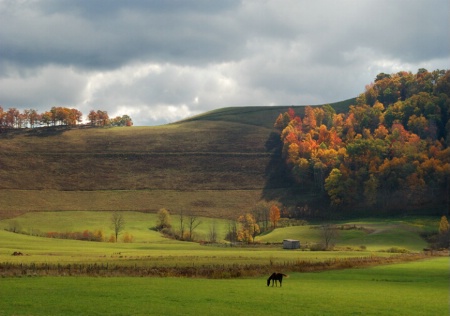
[0,211,446,315]
[0,212,435,251]
[0,258,447,316]
[0,211,439,272]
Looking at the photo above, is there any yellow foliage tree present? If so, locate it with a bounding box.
[237,213,260,243]
[439,215,449,234]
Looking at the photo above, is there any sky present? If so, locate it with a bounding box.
[1,0,449,126]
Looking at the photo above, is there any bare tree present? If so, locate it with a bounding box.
[320,224,339,250]
[178,210,186,240]
[226,220,238,244]
[207,221,218,243]
[111,212,125,242]
[8,220,22,233]
[187,214,201,241]
[252,201,270,232]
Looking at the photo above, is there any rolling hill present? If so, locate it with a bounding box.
[0,100,355,219]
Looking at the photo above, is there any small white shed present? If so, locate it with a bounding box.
[283,239,300,249]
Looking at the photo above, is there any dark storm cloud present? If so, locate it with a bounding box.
[0,0,244,70]
[0,0,448,125]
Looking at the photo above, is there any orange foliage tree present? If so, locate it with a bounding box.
[269,205,280,228]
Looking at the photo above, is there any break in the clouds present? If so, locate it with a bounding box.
[0,0,449,126]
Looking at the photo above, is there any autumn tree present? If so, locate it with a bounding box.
[437,215,450,249]
[110,212,125,242]
[439,215,449,234]
[275,68,450,214]
[269,204,281,229]
[111,115,133,126]
[97,110,109,126]
[122,232,134,243]
[88,110,99,126]
[237,213,260,243]
[156,208,171,231]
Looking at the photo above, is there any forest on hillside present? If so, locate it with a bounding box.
[275,69,450,215]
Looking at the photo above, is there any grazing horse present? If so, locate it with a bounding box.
[267,272,288,287]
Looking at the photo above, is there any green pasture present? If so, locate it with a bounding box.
[0,228,395,268]
[0,212,439,270]
[1,211,436,248]
[0,257,447,316]
[257,218,432,252]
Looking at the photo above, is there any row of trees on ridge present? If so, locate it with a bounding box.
[0,106,133,129]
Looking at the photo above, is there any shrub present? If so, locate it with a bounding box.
[310,243,326,251]
[108,234,116,243]
[122,232,134,243]
[384,247,410,253]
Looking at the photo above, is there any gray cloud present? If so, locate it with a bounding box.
[0,0,448,125]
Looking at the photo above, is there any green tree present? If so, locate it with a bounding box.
[364,174,379,207]
[324,168,345,206]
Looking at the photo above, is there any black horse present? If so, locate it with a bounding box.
[267,272,288,287]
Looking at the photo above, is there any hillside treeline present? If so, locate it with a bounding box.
[275,69,450,214]
[0,106,133,129]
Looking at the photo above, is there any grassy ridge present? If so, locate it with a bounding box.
[0,258,446,315]
[180,98,356,127]
[0,100,359,218]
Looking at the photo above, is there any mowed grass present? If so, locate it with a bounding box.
[0,258,447,316]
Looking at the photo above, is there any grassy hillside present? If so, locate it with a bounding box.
[180,98,355,128]
[0,99,355,219]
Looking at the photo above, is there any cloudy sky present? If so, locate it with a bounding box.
[1,0,449,126]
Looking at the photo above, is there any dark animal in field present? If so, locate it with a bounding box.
[267,272,288,287]
[12,251,23,256]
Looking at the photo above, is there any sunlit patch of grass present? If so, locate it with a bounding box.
[256,219,429,252]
